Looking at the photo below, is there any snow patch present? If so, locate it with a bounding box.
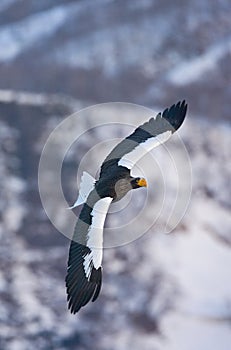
[168,36,231,85]
[0,4,79,61]
[52,16,173,75]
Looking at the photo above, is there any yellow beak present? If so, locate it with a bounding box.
[137,178,147,187]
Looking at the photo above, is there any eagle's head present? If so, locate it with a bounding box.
[130,177,147,189]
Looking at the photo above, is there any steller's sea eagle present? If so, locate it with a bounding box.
[66,101,187,314]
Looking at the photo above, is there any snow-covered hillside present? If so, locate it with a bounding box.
[0,0,230,349]
[0,0,230,120]
[0,90,230,350]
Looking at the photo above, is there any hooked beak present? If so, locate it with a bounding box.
[137,178,147,187]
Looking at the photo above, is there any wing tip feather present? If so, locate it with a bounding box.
[66,246,102,314]
[162,100,187,132]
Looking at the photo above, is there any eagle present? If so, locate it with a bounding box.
[66,101,187,313]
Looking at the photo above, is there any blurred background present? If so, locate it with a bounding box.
[0,0,231,349]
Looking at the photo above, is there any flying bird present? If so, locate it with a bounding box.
[66,101,187,313]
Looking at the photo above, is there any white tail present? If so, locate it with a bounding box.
[68,171,96,209]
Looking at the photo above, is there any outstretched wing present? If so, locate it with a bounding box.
[100,100,187,175]
[66,190,113,314]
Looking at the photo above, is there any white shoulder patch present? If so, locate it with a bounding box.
[118,130,172,170]
[68,171,96,209]
[83,197,112,279]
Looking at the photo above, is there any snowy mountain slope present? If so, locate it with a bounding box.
[167,35,231,86]
[0,0,231,348]
[0,91,230,349]
[0,3,80,62]
[0,0,230,120]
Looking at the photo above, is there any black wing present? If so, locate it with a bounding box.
[100,100,187,176]
[66,191,112,314]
